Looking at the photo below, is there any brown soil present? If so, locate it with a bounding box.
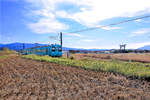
[0,57,150,100]
[72,53,150,63]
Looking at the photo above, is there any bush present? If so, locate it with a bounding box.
[69,56,74,60]
[106,55,111,59]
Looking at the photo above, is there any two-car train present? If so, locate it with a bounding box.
[21,32,63,57]
[20,44,62,57]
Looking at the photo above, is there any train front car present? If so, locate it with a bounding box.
[50,44,62,57]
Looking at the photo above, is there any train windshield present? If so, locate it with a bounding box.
[52,47,55,51]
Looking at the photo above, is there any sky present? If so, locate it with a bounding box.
[0,0,150,49]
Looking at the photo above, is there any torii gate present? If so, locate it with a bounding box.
[120,44,126,51]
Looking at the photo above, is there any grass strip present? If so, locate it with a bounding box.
[0,56,9,59]
[23,54,150,79]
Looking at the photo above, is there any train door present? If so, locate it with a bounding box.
[46,48,48,55]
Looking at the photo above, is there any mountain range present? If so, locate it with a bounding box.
[0,43,150,51]
[138,45,150,50]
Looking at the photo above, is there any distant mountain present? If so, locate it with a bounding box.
[62,47,108,51]
[0,43,47,51]
[138,45,150,50]
[0,43,74,51]
[0,44,4,47]
[0,42,110,51]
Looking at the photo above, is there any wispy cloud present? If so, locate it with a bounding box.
[24,0,150,33]
[55,0,150,26]
[127,42,150,49]
[135,19,143,22]
[101,26,121,30]
[135,19,150,23]
[82,39,96,42]
[130,28,150,37]
[25,0,69,34]
[133,28,150,34]
[28,18,68,34]
[64,33,83,37]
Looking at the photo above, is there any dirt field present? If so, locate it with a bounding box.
[0,57,150,100]
[72,53,150,63]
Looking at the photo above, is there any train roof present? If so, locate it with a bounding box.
[23,44,61,50]
[23,45,50,50]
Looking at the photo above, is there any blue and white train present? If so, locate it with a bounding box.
[21,44,62,57]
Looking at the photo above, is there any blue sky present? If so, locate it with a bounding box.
[1,0,150,49]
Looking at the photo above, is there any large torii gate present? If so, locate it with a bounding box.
[120,44,126,52]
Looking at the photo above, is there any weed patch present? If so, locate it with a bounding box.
[23,55,150,79]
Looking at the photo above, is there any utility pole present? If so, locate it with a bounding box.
[60,32,62,48]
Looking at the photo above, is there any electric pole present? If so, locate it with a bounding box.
[60,32,62,48]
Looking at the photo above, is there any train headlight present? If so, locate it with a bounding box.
[52,48,55,51]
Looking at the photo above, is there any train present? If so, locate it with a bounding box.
[20,32,63,57]
[20,44,62,57]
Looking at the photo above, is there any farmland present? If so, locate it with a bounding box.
[0,53,150,99]
[0,50,18,59]
[72,53,150,63]
[24,54,150,79]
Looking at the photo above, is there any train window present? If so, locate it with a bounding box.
[59,48,62,51]
[52,48,55,51]
[46,48,48,53]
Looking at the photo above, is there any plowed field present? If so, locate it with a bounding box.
[0,57,150,100]
[72,53,150,63]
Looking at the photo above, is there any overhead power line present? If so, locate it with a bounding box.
[66,15,150,33]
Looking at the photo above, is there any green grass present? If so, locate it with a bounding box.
[0,55,9,59]
[0,50,18,59]
[0,50,17,56]
[23,54,150,79]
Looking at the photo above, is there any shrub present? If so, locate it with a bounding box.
[106,55,111,59]
[69,56,74,60]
